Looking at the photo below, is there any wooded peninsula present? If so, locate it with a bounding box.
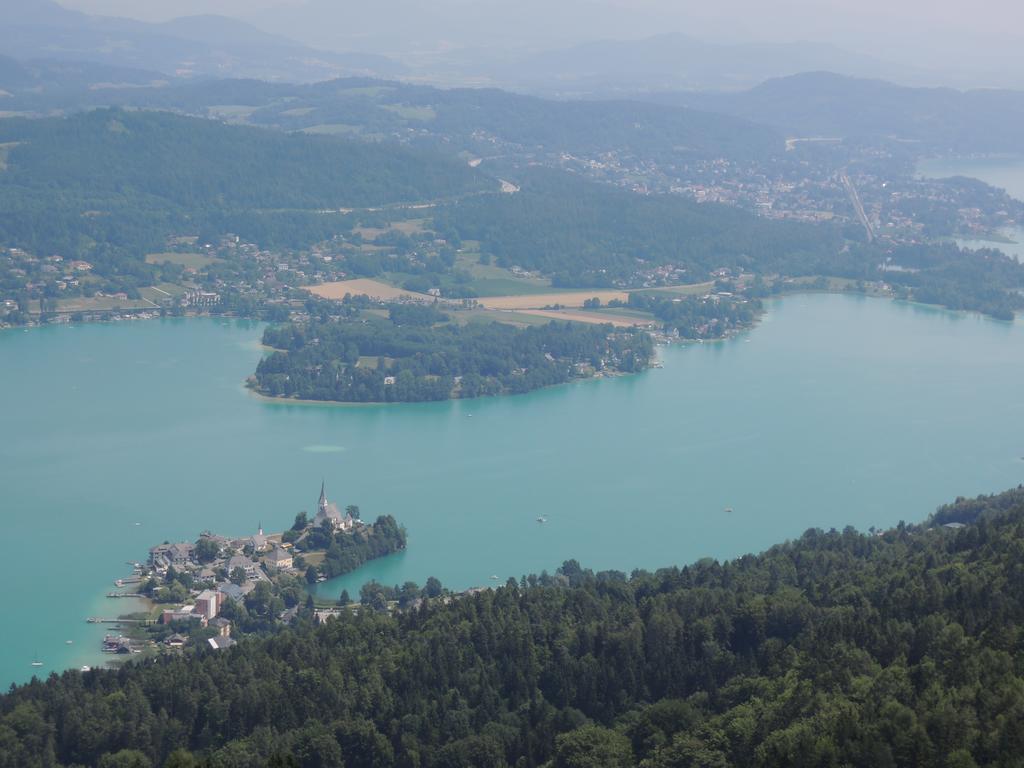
[252,305,654,403]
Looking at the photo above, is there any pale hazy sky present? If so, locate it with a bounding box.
[54,0,1024,73]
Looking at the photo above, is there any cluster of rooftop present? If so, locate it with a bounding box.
[143,482,363,648]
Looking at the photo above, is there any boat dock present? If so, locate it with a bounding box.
[87,617,154,625]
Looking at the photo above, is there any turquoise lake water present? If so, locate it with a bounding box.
[2,294,1024,686]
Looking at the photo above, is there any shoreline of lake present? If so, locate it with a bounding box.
[5,293,1024,686]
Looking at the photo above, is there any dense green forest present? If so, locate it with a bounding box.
[0,109,487,262]
[434,169,844,287]
[882,243,1024,321]
[292,515,407,582]
[3,486,1024,766]
[434,170,1024,318]
[254,310,653,402]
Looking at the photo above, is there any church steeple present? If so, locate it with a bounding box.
[318,480,328,515]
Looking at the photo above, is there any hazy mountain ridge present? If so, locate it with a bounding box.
[0,53,169,99]
[645,71,1024,153]
[0,67,784,164]
[481,33,917,94]
[0,0,406,82]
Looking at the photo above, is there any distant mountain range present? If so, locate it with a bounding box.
[0,66,783,167]
[0,0,406,82]
[476,34,919,94]
[648,72,1024,153]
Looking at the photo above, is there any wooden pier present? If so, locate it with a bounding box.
[87,618,154,625]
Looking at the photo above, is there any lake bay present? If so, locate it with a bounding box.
[2,293,1023,685]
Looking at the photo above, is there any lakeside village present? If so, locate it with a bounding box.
[92,483,407,663]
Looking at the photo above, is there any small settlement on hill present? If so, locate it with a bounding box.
[99,483,405,658]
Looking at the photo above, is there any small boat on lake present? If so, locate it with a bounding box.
[536,516,548,523]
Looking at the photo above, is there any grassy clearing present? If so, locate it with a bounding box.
[505,309,652,327]
[207,105,259,121]
[391,219,429,235]
[145,252,219,269]
[354,219,428,241]
[356,356,398,369]
[382,104,437,121]
[52,296,156,313]
[450,308,555,327]
[301,124,362,136]
[453,252,552,296]
[587,307,658,321]
[468,278,558,296]
[637,281,715,297]
[477,290,631,310]
[139,284,187,302]
[335,86,395,98]
[302,551,326,566]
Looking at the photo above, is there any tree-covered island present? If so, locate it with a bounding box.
[251,304,655,403]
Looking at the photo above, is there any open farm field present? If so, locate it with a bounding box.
[305,279,434,301]
[477,290,630,310]
[354,218,428,240]
[504,309,654,327]
[451,308,556,327]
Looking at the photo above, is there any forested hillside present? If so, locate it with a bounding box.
[434,169,1024,318]
[435,168,846,286]
[0,73,783,164]
[0,109,488,261]
[3,486,1024,766]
